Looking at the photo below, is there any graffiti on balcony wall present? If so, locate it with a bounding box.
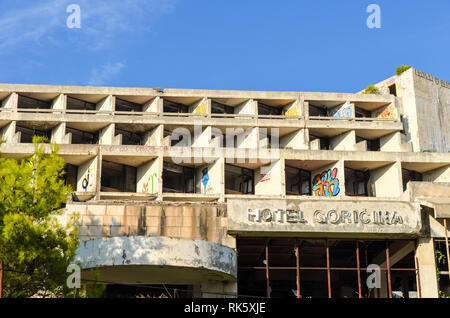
[376,105,396,119]
[82,168,93,191]
[312,168,340,197]
[260,173,271,183]
[201,168,210,194]
[284,103,300,117]
[332,104,352,118]
[142,172,158,194]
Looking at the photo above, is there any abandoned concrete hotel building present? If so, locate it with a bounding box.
[0,67,449,298]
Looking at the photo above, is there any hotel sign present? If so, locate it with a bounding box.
[226,199,421,236]
[248,209,404,225]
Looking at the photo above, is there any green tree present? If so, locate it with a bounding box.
[362,84,380,95]
[396,65,411,75]
[0,136,79,297]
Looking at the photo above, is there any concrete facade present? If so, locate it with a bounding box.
[0,68,449,298]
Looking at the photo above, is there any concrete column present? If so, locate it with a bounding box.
[371,161,403,197]
[143,125,163,146]
[96,95,114,112]
[0,121,19,143]
[255,159,284,196]
[330,130,356,151]
[77,157,98,193]
[1,93,18,110]
[143,97,162,113]
[99,124,116,145]
[137,158,160,195]
[380,132,402,152]
[189,98,208,116]
[51,94,66,112]
[416,237,439,298]
[51,122,70,144]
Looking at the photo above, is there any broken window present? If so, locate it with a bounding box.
[345,168,372,197]
[116,128,143,145]
[389,84,397,97]
[66,96,96,111]
[356,136,381,151]
[115,98,142,113]
[101,161,137,192]
[308,105,327,117]
[211,101,234,115]
[162,162,195,193]
[67,127,99,144]
[402,169,423,191]
[310,134,331,150]
[355,107,371,118]
[64,163,78,190]
[163,99,189,113]
[258,102,282,117]
[16,125,51,143]
[285,166,311,196]
[17,95,51,110]
[225,164,254,194]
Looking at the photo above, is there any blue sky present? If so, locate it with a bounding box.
[0,0,448,92]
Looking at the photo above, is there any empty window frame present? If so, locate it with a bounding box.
[285,166,311,195]
[258,102,282,116]
[162,162,195,193]
[67,127,99,144]
[211,101,234,115]
[16,125,51,143]
[163,100,189,113]
[101,161,137,192]
[225,164,254,195]
[66,96,96,111]
[310,134,331,150]
[64,163,78,190]
[115,98,142,112]
[402,169,423,191]
[309,105,327,117]
[356,136,381,151]
[355,107,371,118]
[116,128,142,145]
[17,95,51,109]
[345,168,371,197]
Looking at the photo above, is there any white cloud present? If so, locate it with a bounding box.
[88,61,125,86]
[0,0,176,53]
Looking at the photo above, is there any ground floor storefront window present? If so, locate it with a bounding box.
[237,237,418,298]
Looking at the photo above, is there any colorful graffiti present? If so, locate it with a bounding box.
[332,104,352,118]
[82,168,93,191]
[284,103,300,117]
[260,173,271,183]
[201,168,210,194]
[142,173,158,194]
[376,105,396,119]
[312,168,340,197]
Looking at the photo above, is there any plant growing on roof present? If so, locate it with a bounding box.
[362,85,380,95]
[396,65,411,76]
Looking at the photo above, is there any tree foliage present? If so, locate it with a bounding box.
[396,65,411,76]
[0,136,79,297]
[363,84,380,95]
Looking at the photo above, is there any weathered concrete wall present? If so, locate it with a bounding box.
[75,236,237,284]
[65,202,234,248]
[412,70,450,153]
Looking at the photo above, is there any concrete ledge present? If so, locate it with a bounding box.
[74,236,237,284]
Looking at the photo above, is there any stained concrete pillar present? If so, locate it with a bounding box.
[416,237,439,298]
